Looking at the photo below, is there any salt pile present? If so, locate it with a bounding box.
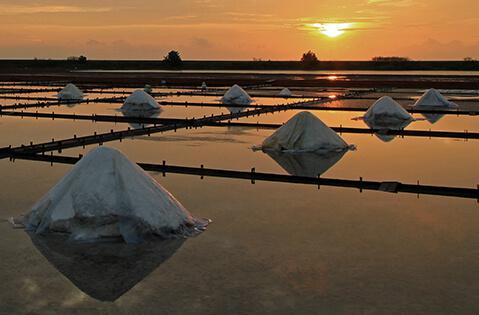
[121,90,160,111]
[364,96,413,123]
[57,83,83,101]
[222,84,252,106]
[258,111,349,152]
[23,147,209,243]
[414,88,458,108]
[279,88,292,97]
[201,82,208,91]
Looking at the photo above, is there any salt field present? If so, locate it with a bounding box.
[0,79,478,314]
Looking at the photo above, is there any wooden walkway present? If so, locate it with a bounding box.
[10,153,479,200]
[0,99,327,158]
[0,110,477,140]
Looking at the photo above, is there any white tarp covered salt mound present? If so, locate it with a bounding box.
[279,88,292,97]
[364,96,413,123]
[121,90,160,111]
[57,83,83,101]
[414,88,458,108]
[24,147,209,243]
[361,96,414,142]
[222,84,252,106]
[258,111,349,152]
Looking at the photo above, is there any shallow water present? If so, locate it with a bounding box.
[0,84,478,314]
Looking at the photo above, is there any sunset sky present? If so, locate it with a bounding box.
[0,0,478,60]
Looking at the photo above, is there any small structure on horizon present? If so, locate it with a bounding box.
[257,111,350,152]
[121,90,161,111]
[143,84,153,94]
[21,147,209,244]
[57,83,84,101]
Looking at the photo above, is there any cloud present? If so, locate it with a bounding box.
[0,5,112,15]
[367,0,415,6]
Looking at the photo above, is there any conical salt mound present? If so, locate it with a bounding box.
[24,147,209,243]
[414,88,458,108]
[279,88,292,97]
[222,84,252,105]
[260,111,349,152]
[201,82,208,90]
[364,96,413,122]
[57,83,83,101]
[121,90,160,111]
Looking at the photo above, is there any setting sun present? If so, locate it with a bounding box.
[309,23,353,38]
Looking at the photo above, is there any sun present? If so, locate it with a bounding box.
[309,23,353,38]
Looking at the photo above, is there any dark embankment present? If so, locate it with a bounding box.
[0,59,478,90]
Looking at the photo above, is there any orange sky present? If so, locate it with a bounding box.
[0,0,478,60]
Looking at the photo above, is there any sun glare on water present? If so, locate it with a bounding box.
[310,23,353,38]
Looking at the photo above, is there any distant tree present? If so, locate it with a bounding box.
[372,56,411,62]
[301,51,320,69]
[67,55,88,63]
[464,57,476,62]
[164,50,183,67]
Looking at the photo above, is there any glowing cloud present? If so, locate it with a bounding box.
[308,23,353,38]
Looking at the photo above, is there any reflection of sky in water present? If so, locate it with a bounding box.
[1,85,478,314]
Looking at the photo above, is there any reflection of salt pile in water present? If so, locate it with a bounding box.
[57,83,83,101]
[121,107,161,129]
[279,88,292,97]
[24,147,209,243]
[259,111,349,152]
[29,233,184,302]
[266,150,347,178]
[222,84,252,113]
[421,113,444,124]
[414,89,458,124]
[364,118,413,142]
[363,96,414,142]
[121,90,160,111]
